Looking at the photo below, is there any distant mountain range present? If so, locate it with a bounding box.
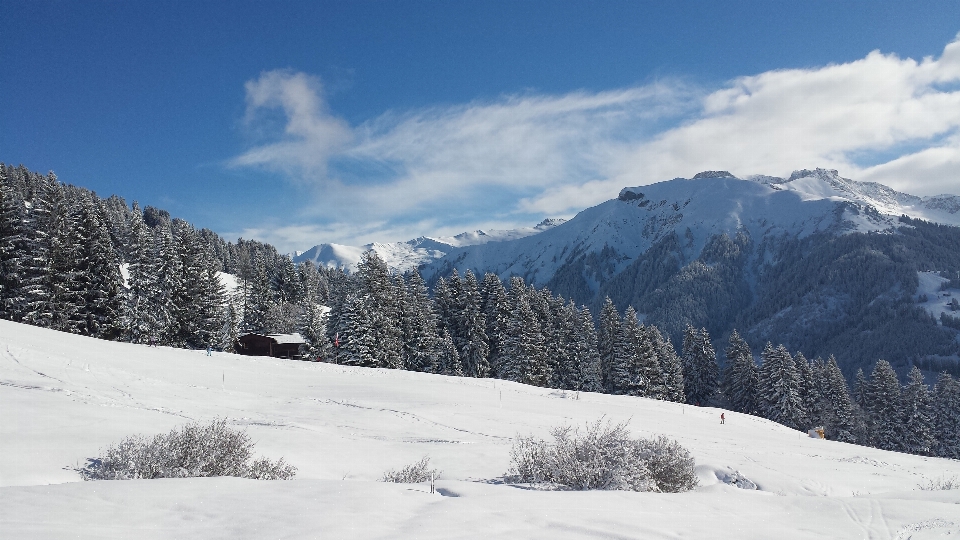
[304,167,955,376]
[416,168,960,375]
[292,218,566,272]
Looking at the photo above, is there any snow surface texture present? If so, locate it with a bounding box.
[292,218,566,273]
[2,320,959,538]
[421,168,960,287]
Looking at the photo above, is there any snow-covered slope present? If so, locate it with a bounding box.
[422,169,960,287]
[2,320,959,538]
[293,219,565,273]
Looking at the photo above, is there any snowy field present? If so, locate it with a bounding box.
[2,320,959,539]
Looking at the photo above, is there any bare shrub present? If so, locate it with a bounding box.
[381,456,440,483]
[918,475,960,491]
[635,435,699,493]
[78,418,296,480]
[506,418,697,493]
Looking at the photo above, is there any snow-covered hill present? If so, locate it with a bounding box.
[1,320,958,538]
[292,219,565,273]
[422,169,960,287]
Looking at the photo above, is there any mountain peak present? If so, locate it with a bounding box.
[692,170,737,179]
[788,168,840,182]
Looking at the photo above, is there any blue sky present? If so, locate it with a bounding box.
[4,1,960,252]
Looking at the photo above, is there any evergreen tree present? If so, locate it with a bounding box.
[456,270,490,378]
[932,372,960,459]
[480,273,508,377]
[355,251,402,369]
[76,194,124,339]
[721,330,758,414]
[334,292,377,367]
[0,175,24,319]
[853,368,868,409]
[636,325,665,399]
[819,356,859,443]
[598,296,620,393]
[793,352,815,429]
[122,203,159,343]
[554,300,580,390]
[611,306,642,395]
[571,306,603,392]
[757,343,806,429]
[438,328,464,376]
[399,270,440,373]
[651,325,684,402]
[863,359,903,451]
[901,366,935,456]
[681,326,718,405]
[500,277,548,386]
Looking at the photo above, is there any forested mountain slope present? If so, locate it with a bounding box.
[422,169,960,375]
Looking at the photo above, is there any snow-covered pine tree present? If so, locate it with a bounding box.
[804,356,827,430]
[598,296,620,393]
[681,326,718,405]
[456,270,490,378]
[900,366,936,456]
[793,352,815,430]
[220,298,241,353]
[932,372,960,459]
[399,270,441,373]
[572,306,604,392]
[170,221,225,348]
[526,286,559,386]
[480,272,508,377]
[853,368,868,409]
[334,292,378,367]
[16,174,57,327]
[242,251,273,334]
[0,175,25,319]
[121,202,159,344]
[438,328,464,376]
[863,359,903,452]
[500,277,548,386]
[819,355,859,443]
[76,193,124,339]
[355,250,403,369]
[611,306,642,395]
[757,343,806,430]
[434,270,462,338]
[554,299,579,390]
[44,188,91,334]
[297,259,329,307]
[651,325,685,402]
[721,330,758,414]
[635,323,662,399]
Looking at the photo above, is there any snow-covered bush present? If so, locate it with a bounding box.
[381,456,440,483]
[78,419,296,480]
[918,475,959,490]
[505,419,697,492]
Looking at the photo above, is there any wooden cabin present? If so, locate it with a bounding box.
[234,332,305,359]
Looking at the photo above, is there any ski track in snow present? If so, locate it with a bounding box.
[2,319,960,539]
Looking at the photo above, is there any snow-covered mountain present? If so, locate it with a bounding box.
[3,319,959,538]
[422,168,960,287]
[293,218,566,273]
[419,169,960,372]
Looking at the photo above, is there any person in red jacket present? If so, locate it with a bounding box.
[720,413,725,424]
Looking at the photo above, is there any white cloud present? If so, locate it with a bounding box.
[233,34,960,248]
[232,70,352,179]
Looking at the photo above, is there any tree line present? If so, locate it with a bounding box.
[0,164,336,350]
[329,251,960,461]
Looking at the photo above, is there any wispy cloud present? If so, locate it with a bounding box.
[232,33,960,250]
